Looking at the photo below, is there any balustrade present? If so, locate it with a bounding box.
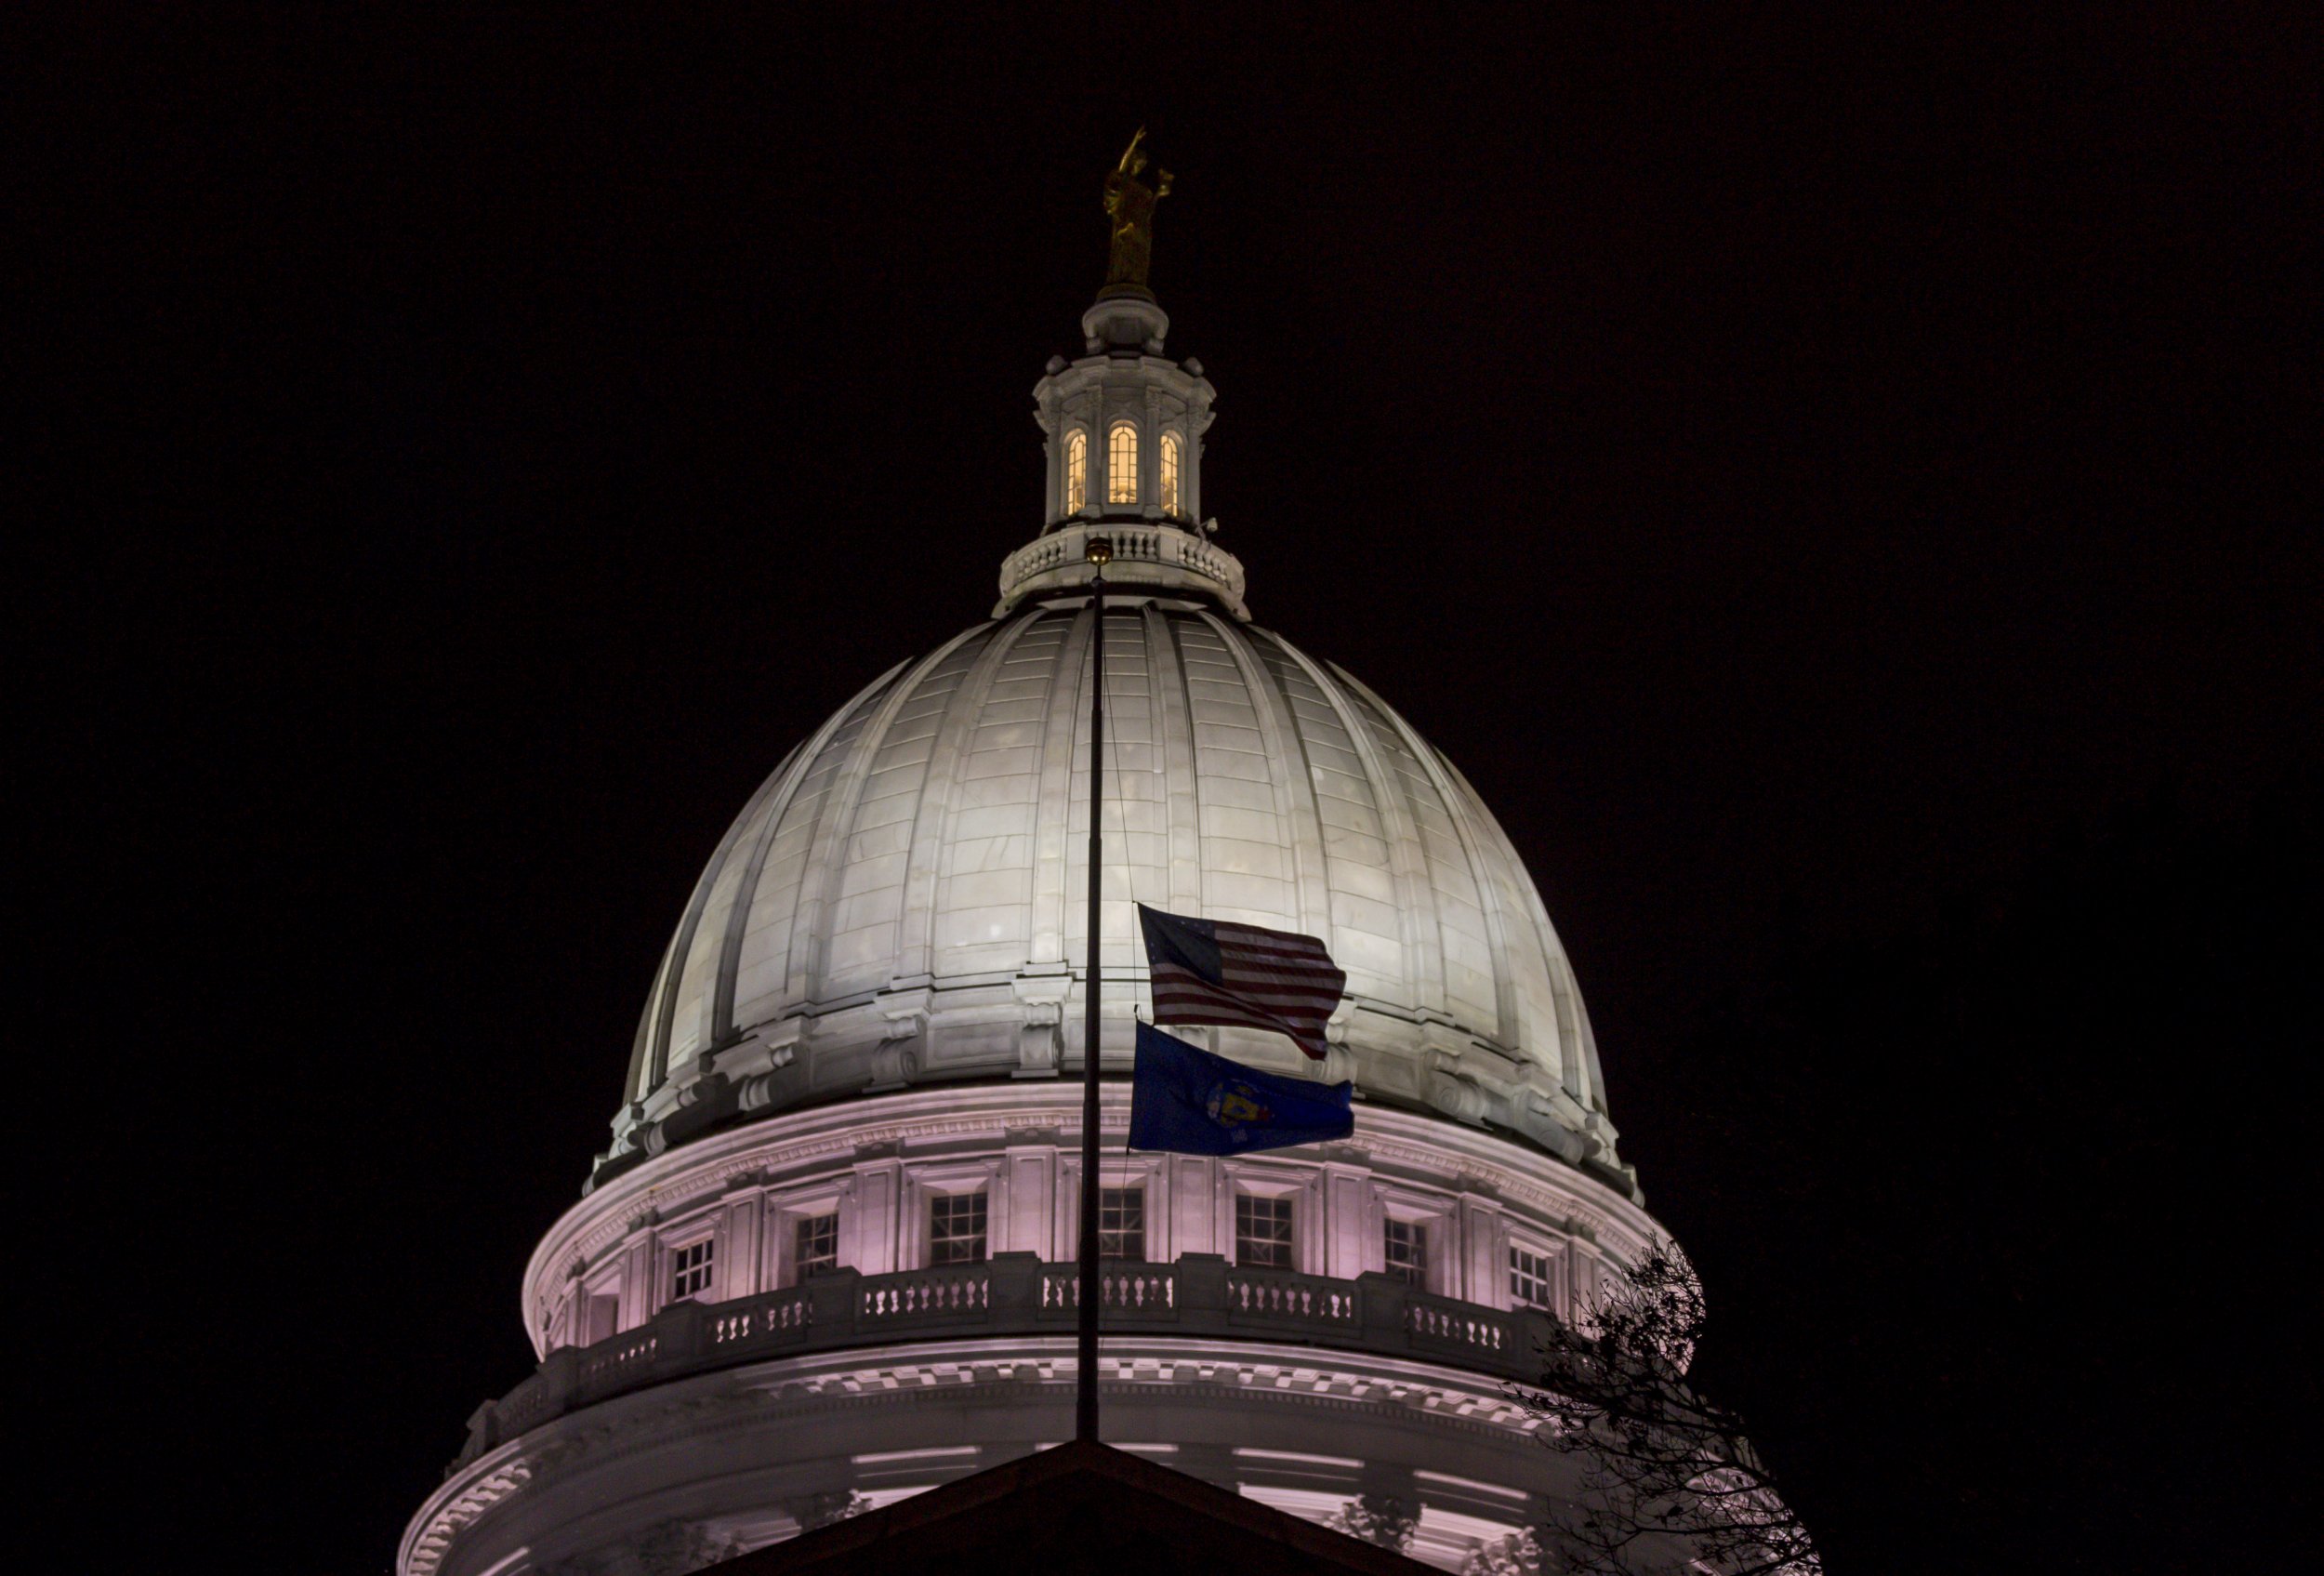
[1406,1296,1513,1354]
[1039,1263,1178,1312]
[453,1254,1553,1469]
[1224,1267,1358,1325]
[864,1267,990,1319]
[997,523,1247,613]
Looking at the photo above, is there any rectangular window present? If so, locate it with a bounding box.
[795,1212,839,1279]
[1099,1186,1145,1261]
[1235,1193,1295,1268]
[1509,1245,1553,1309]
[670,1238,715,1301]
[1383,1218,1429,1288]
[929,1191,988,1265]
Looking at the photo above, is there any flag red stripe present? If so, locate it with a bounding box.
[1148,969,1336,1058]
[1150,995,1333,1018]
[1149,970,1342,1005]
[1139,908,1344,1060]
[1149,964,1339,998]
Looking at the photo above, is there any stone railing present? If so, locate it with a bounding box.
[455,1253,1552,1471]
[995,523,1249,619]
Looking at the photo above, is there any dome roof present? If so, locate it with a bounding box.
[611,595,1629,1190]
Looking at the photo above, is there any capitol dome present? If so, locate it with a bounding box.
[612,589,1627,1190]
[406,239,1667,1576]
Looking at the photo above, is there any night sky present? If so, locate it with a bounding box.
[29,7,2318,1573]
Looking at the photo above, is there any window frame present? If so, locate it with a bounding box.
[793,1210,840,1281]
[1098,1185,1146,1262]
[1370,1183,1455,1296]
[1106,420,1140,505]
[1064,427,1089,514]
[903,1160,1004,1270]
[1233,1191,1298,1270]
[1507,1239,1558,1312]
[1381,1215,1430,1289]
[927,1189,990,1266]
[667,1235,717,1303]
[1157,430,1182,517]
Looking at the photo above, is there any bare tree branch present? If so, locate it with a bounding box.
[1493,1241,1821,1576]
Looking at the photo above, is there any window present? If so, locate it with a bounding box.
[1158,431,1182,516]
[1064,429,1089,513]
[670,1238,715,1301]
[1383,1218,1428,1288]
[1106,422,1139,504]
[1099,1186,1145,1261]
[929,1192,988,1265]
[1235,1194,1295,1268]
[795,1212,839,1279]
[1509,1245,1554,1310]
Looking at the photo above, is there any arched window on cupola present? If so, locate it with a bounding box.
[1107,421,1139,505]
[1064,429,1089,513]
[1158,431,1182,517]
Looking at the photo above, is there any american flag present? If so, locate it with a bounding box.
[1137,904,1346,1061]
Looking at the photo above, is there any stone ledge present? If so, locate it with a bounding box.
[458,1254,1555,1473]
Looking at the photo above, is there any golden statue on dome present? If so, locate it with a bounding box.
[1102,127,1172,291]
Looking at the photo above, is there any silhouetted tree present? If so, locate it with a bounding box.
[1507,1243,1818,1576]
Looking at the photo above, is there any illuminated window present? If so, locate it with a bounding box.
[1099,1186,1145,1261]
[1509,1245,1553,1309]
[1235,1194,1295,1268]
[1158,431,1182,516]
[795,1212,838,1279]
[1064,429,1088,513]
[930,1192,987,1265]
[670,1238,715,1301]
[1107,421,1139,504]
[1383,1219,1428,1288]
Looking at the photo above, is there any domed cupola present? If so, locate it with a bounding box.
[1000,281,1244,618]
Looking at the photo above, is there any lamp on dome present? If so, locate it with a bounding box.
[1084,536,1114,568]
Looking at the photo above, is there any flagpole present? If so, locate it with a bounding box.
[1076,536,1112,1444]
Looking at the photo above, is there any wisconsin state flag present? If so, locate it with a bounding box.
[1129,1023,1354,1155]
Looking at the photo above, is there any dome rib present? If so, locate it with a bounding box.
[645,738,799,1091]
[804,628,995,1013]
[892,614,1034,986]
[1141,604,1205,917]
[633,660,900,1096]
[1250,628,1447,1026]
[1333,661,1526,1055]
[1469,775,1612,1119]
[1195,608,1335,947]
[1030,607,1095,968]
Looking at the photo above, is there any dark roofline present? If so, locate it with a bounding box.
[705,1439,1440,1576]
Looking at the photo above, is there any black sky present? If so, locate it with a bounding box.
[25,6,2319,1573]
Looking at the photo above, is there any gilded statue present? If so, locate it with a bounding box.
[1102,127,1172,290]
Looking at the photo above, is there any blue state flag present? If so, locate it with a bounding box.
[1128,1022,1354,1156]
